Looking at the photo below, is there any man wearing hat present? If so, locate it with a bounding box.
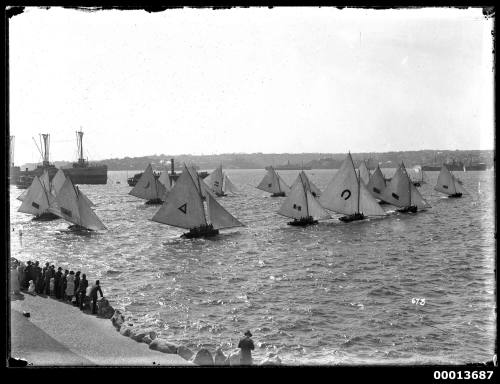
[238,330,255,365]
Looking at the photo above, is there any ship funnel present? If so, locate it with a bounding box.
[41,134,50,166]
[171,158,175,175]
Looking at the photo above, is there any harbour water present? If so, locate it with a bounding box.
[9,169,496,365]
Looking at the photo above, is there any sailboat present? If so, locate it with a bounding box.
[318,153,386,222]
[257,166,291,197]
[411,165,426,187]
[152,164,244,238]
[204,164,239,197]
[290,171,321,197]
[434,165,468,198]
[278,172,330,226]
[17,171,59,221]
[358,160,371,185]
[48,176,106,231]
[381,162,431,213]
[129,164,167,204]
[366,165,390,204]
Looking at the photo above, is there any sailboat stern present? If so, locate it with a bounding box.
[397,205,418,213]
[339,212,365,222]
[181,224,220,238]
[287,216,318,226]
[271,192,286,197]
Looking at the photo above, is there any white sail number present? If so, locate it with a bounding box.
[411,298,426,306]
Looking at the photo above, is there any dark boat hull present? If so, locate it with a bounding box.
[339,213,365,222]
[181,224,219,239]
[397,206,418,213]
[288,217,318,226]
[271,192,286,197]
[62,166,108,185]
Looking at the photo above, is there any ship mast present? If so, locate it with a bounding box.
[76,130,86,165]
[41,134,50,166]
[9,136,14,167]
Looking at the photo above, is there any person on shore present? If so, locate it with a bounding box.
[28,280,36,295]
[238,330,255,365]
[65,271,75,303]
[23,261,33,290]
[89,280,104,314]
[54,267,62,299]
[74,271,81,306]
[11,264,20,295]
[34,261,43,294]
[49,277,55,296]
[60,270,69,301]
[17,262,25,291]
[79,274,89,311]
[45,266,55,295]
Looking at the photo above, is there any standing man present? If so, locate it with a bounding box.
[54,267,62,299]
[78,274,89,311]
[89,280,103,314]
[238,330,255,365]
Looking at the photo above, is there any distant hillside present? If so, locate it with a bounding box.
[20,150,494,171]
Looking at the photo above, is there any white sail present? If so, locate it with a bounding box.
[434,165,457,195]
[453,174,468,195]
[223,174,238,194]
[205,165,224,195]
[17,189,28,202]
[50,169,67,196]
[319,153,360,215]
[48,178,82,225]
[75,187,107,231]
[358,161,371,185]
[290,171,321,197]
[257,167,290,195]
[18,176,51,216]
[186,165,217,199]
[206,193,244,229]
[305,190,331,220]
[39,170,50,192]
[367,166,387,201]
[277,177,309,219]
[152,165,207,229]
[158,169,172,190]
[79,190,96,207]
[358,178,387,216]
[129,164,166,201]
[380,164,411,207]
[409,182,431,209]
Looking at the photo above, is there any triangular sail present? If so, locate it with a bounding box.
[409,182,431,209]
[50,169,67,196]
[358,161,371,185]
[48,178,82,225]
[205,165,224,195]
[17,189,28,202]
[223,174,238,194]
[206,193,244,229]
[257,167,290,195]
[305,190,331,220]
[434,165,457,195]
[152,166,207,229]
[18,176,51,216]
[39,170,50,192]
[381,164,411,207]
[158,169,172,190]
[367,166,387,201]
[75,187,107,230]
[358,178,387,216]
[453,174,468,195]
[129,164,166,201]
[277,178,309,219]
[186,165,217,199]
[319,153,360,215]
[290,171,321,197]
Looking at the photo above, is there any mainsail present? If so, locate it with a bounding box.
[319,153,385,217]
[278,174,330,220]
[158,169,172,189]
[50,168,95,207]
[129,164,166,201]
[18,176,52,216]
[358,161,371,185]
[204,165,224,195]
[49,177,106,230]
[257,167,291,195]
[206,193,244,229]
[290,171,321,197]
[435,165,468,195]
[367,165,387,202]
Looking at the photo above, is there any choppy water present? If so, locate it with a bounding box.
[9,169,496,365]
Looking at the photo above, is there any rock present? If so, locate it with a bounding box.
[111,310,125,330]
[119,325,133,337]
[214,348,227,366]
[177,345,194,361]
[260,356,282,365]
[192,348,214,366]
[130,328,157,343]
[149,339,178,354]
[225,349,241,366]
[142,335,153,344]
[97,298,115,319]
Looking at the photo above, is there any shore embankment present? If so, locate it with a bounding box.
[10,293,191,366]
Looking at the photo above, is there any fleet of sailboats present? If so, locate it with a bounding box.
[129,164,167,204]
[14,156,474,236]
[152,164,244,238]
[319,153,387,222]
[434,165,468,198]
[257,166,291,197]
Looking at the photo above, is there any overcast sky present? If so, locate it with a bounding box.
[9,7,494,165]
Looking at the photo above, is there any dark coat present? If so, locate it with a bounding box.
[89,285,103,299]
[79,279,89,294]
[238,337,255,364]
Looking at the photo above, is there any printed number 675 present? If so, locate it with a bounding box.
[411,298,426,305]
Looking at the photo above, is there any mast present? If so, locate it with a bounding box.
[302,173,310,217]
[194,167,208,223]
[357,169,360,214]
[76,130,85,165]
[40,134,50,166]
[9,136,14,167]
